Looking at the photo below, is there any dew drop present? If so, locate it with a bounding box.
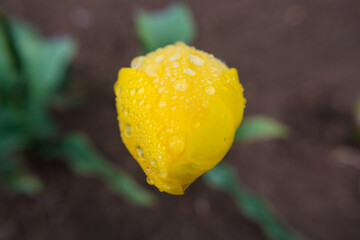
[139,99,144,106]
[169,52,181,62]
[136,145,144,159]
[131,56,145,69]
[173,79,188,92]
[116,86,122,96]
[183,67,195,76]
[159,170,167,178]
[150,159,157,167]
[172,62,180,68]
[120,104,124,110]
[169,133,186,155]
[138,87,145,94]
[124,108,129,116]
[205,86,215,95]
[154,78,159,83]
[158,86,166,94]
[158,100,166,108]
[124,123,131,137]
[155,54,165,63]
[147,177,154,185]
[145,64,160,77]
[188,54,204,66]
[171,106,176,111]
[130,88,136,96]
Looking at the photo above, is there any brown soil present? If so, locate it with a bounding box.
[1,0,360,239]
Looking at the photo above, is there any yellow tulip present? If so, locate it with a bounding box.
[114,42,245,195]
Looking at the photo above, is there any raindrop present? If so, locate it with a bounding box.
[158,100,166,108]
[131,56,145,69]
[150,159,157,167]
[173,79,188,92]
[147,177,154,185]
[188,54,204,66]
[155,54,165,63]
[138,87,145,94]
[169,52,181,62]
[205,86,215,95]
[183,67,195,76]
[172,62,180,68]
[136,145,144,159]
[158,87,166,94]
[169,133,186,155]
[124,123,131,137]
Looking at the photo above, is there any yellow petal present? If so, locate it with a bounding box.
[114,42,246,195]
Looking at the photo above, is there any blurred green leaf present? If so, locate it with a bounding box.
[134,2,196,53]
[204,164,306,240]
[0,14,21,106]
[58,133,156,207]
[235,116,289,142]
[0,155,43,196]
[7,18,76,113]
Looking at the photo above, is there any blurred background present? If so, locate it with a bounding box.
[1,0,360,239]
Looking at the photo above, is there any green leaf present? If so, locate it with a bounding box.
[0,14,21,106]
[0,155,43,196]
[7,18,76,113]
[58,133,156,207]
[235,116,290,142]
[204,164,307,240]
[134,2,196,53]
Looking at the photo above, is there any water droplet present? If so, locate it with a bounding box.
[158,100,166,108]
[169,133,186,155]
[130,88,136,96]
[188,54,204,66]
[154,78,159,83]
[171,106,176,111]
[155,54,165,63]
[116,86,122,96]
[173,79,188,92]
[139,99,144,106]
[172,62,179,68]
[159,170,167,178]
[205,86,215,95]
[124,123,131,137]
[158,86,166,94]
[150,159,157,167]
[120,104,124,110]
[136,145,144,159]
[145,64,160,77]
[147,177,154,185]
[169,53,181,62]
[183,67,195,76]
[131,56,145,69]
[138,87,145,94]
[124,108,129,116]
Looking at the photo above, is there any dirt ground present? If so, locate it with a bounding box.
[1,0,360,239]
